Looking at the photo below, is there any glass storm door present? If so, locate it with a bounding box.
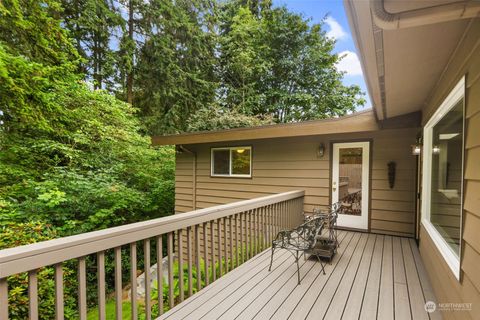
[332,142,370,230]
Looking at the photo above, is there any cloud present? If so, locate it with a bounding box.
[325,16,348,41]
[336,50,363,76]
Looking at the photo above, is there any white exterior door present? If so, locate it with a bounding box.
[332,142,370,230]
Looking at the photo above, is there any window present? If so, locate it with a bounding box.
[422,76,464,280]
[211,147,251,177]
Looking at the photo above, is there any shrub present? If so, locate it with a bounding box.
[1,222,78,319]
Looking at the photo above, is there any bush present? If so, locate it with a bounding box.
[1,222,78,319]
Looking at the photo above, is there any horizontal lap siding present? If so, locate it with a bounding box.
[174,129,418,238]
[370,130,417,237]
[175,153,194,212]
[419,21,480,320]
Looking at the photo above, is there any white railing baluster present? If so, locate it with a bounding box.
[223,217,228,273]
[28,270,38,320]
[195,225,201,292]
[187,227,193,297]
[0,278,8,319]
[217,219,222,277]
[262,206,266,250]
[240,212,244,265]
[156,235,164,316]
[202,223,209,286]
[167,232,174,309]
[210,221,215,282]
[235,214,239,267]
[177,230,184,303]
[246,212,250,261]
[54,263,64,320]
[252,210,256,256]
[78,257,87,320]
[114,247,122,320]
[144,239,151,320]
[130,243,138,320]
[248,209,255,259]
[229,216,233,270]
[254,208,260,255]
[97,252,105,320]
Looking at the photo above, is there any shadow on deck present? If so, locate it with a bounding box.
[159,231,442,320]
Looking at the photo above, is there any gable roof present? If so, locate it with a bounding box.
[152,109,379,146]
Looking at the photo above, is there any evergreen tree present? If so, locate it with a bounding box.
[60,0,123,90]
[134,0,218,134]
[218,3,365,123]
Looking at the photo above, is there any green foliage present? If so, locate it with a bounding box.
[218,2,365,122]
[60,0,124,89]
[134,0,218,134]
[46,0,364,135]
[0,57,175,230]
[0,0,79,65]
[186,104,274,132]
[1,222,78,319]
[0,13,175,229]
[86,299,146,320]
[0,1,175,317]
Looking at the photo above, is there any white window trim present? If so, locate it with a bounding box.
[421,76,465,281]
[211,146,252,178]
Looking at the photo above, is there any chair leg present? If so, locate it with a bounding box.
[296,251,301,285]
[268,247,275,271]
[335,229,339,248]
[316,255,326,275]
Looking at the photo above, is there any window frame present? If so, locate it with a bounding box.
[421,76,465,281]
[210,146,252,178]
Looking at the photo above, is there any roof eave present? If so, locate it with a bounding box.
[152,110,379,146]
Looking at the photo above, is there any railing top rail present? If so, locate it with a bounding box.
[0,190,304,278]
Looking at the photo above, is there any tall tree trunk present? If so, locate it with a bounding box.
[126,0,134,104]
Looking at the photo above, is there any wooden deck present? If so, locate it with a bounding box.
[158,231,442,320]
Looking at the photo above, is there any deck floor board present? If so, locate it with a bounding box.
[158,231,441,320]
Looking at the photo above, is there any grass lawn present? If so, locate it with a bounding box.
[87,300,146,320]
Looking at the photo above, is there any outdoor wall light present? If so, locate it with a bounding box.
[411,137,422,156]
[433,145,441,155]
[411,144,421,155]
[317,143,325,158]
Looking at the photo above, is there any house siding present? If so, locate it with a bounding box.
[418,19,480,319]
[175,127,418,237]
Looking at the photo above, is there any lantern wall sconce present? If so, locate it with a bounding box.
[411,144,421,155]
[411,137,422,156]
[317,143,325,158]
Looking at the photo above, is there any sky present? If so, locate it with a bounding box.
[272,0,372,110]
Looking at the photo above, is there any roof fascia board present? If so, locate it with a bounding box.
[152,111,379,146]
[343,0,384,120]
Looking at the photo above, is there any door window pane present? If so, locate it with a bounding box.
[430,99,463,256]
[232,148,251,175]
[338,147,362,216]
[213,149,230,175]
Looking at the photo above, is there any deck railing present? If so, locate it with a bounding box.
[0,190,305,319]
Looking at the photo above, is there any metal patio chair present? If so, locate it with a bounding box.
[268,216,326,285]
[312,202,340,252]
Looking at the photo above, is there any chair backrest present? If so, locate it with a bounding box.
[298,216,324,248]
